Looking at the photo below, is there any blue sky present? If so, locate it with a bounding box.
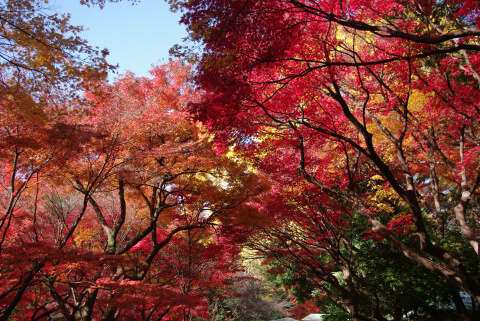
[56,0,188,78]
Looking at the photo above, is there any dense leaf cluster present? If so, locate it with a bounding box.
[173,0,480,319]
[2,0,480,320]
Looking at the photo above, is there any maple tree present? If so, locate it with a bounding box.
[0,2,116,317]
[0,1,272,319]
[250,175,454,320]
[0,59,269,320]
[173,0,480,319]
[0,0,119,112]
[4,0,480,319]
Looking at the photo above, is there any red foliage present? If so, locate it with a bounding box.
[0,60,267,320]
[288,299,321,319]
[175,0,480,313]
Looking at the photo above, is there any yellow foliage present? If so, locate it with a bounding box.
[367,177,404,213]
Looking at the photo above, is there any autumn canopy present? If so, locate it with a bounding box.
[1,0,480,320]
